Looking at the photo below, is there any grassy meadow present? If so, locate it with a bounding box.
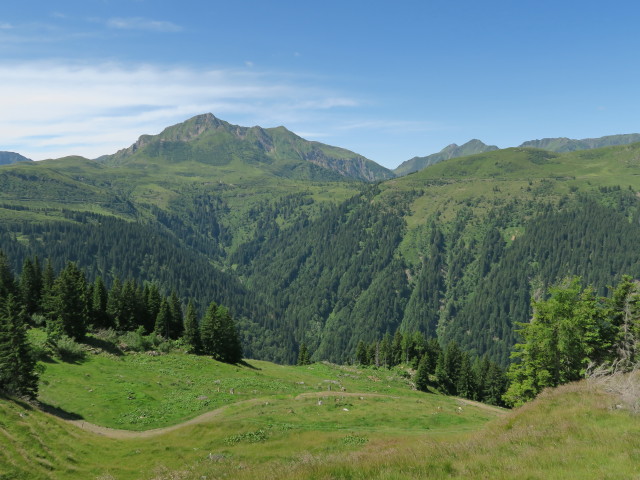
[2,346,499,480]
[2,344,640,479]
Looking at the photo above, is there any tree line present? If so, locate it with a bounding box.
[351,330,507,406]
[0,251,242,399]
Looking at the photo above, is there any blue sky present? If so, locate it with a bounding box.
[1,0,639,169]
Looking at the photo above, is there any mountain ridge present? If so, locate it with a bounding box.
[394,139,499,176]
[518,133,640,152]
[101,113,394,182]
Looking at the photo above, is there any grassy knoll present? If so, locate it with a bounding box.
[1,350,499,479]
[37,353,490,431]
[177,378,640,480]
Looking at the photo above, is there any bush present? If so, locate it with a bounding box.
[52,334,86,362]
[118,327,153,352]
[94,329,119,344]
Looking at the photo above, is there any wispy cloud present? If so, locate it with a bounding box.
[0,61,361,160]
[0,22,13,30]
[106,17,183,33]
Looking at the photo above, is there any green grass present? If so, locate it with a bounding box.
[1,349,500,479]
[37,352,485,431]
[3,348,639,479]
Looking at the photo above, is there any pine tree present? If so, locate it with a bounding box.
[91,276,110,329]
[456,352,476,399]
[19,257,42,316]
[0,250,16,301]
[41,259,55,300]
[199,301,219,357]
[118,279,138,331]
[199,301,242,363]
[297,342,311,365]
[154,299,171,339]
[415,354,430,392]
[217,305,242,363]
[168,291,184,340]
[380,332,392,368]
[436,342,462,395]
[143,283,162,333]
[183,300,201,353]
[106,277,123,329]
[0,294,39,399]
[391,331,403,365]
[47,262,88,340]
[355,340,368,365]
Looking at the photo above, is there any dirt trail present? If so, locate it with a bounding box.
[62,398,262,439]
[54,391,504,439]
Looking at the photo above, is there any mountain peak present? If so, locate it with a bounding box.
[394,139,498,176]
[99,113,393,182]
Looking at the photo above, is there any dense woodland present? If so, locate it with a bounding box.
[0,251,243,398]
[1,188,640,368]
[4,247,640,409]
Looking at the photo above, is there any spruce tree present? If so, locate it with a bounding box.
[118,279,138,331]
[47,262,88,340]
[154,299,171,339]
[168,291,184,340]
[355,340,369,365]
[0,250,16,301]
[41,259,55,302]
[91,276,110,329]
[183,300,201,353]
[0,294,39,399]
[200,301,219,357]
[106,277,123,329]
[200,301,242,363]
[217,305,242,363]
[415,354,430,392]
[456,352,476,400]
[143,283,162,333]
[297,342,311,365]
[19,257,42,316]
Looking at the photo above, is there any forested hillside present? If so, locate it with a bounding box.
[2,116,640,367]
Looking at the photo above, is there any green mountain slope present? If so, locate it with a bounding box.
[519,132,640,152]
[232,143,640,363]
[2,116,640,366]
[394,139,498,176]
[102,113,394,182]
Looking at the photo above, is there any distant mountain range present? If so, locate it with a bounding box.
[518,133,640,152]
[394,133,640,176]
[0,152,32,165]
[4,114,640,180]
[394,140,499,176]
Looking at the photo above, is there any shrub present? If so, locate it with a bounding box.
[118,327,152,352]
[52,334,86,362]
